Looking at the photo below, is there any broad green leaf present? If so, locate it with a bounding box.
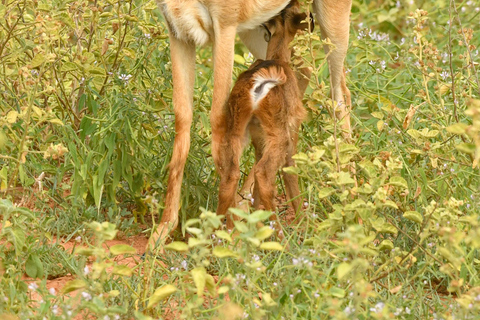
[337,262,353,280]
[389,176,408,188]
[30,53,45,68]
[47,118,64,126]
[383,200,398,209]
[25,254,44,279]
[165,241,189,252]
[218,286,229,294]
[330,287,345,298]
[110,244,136,256]
[318,187,335,199]
[407,129,421,140]
[378,240,394,251]
[259,242,284,251]
[215,230,232,242]
[62,279,86,294]
[233,221,248,233]
[212,246,238,258]
[134,311,153,320]
[371,111,384,119]
[6,111,18,123]
[234,54,245,65]
[147,285,177,309]
[377,120,384,131]
[337,172,355,185]
[191,267,207,297]
[60,62,78,72]
[255,226,274,241]
[229,208,249,220]
[403,211,423,224]
[378,223,398,235]
[205,274,216,295]
[112,265,133,276]
[246,210,272,224]
[456,143,475,154]
[188,238,207,248]
[446,123,468,135]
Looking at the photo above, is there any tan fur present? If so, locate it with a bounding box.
[148,0,352,250]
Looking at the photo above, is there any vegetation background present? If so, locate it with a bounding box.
[0,0,479,319]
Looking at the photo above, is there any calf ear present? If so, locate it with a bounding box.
[293,12,315,32]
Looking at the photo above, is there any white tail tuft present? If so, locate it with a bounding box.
[250,65,287,109]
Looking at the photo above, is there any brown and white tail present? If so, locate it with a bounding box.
[250,65,287,109]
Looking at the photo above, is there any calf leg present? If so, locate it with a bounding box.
[253,138,288,235]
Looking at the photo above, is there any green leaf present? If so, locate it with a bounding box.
[47,118,64,126]
[383,200,398,209]
[403,211,423,224]
[389,176,408,188]
[233,221,248,233]
[378,223,398,235]
[446,123,468,135]
[337,172,355,185]
[147,285,177,309]
[134,311,153,320]
[25,254,44,279]
[191,267,207,297]
[6,110,18,123]
[30,53,45,68]
[371,111,384,119]
[188,238,207,248]
[259,241,284,251]
[110,244,136,256]
[378,240,394,251]
[337,262,353,280]
[246,210,272,224]
[87,66,106,76]
[329,287,345,298]
[215,230,232,242]
[62,279,86,294]
[165,241,189,252]
[234,54,245,65]
[60,62,78,72]
[318,187,336,199]
[407,129,421,140]
[255,226,274,241]
[456,143,476,154]
[112,265,133,276]
[229,208,249,220]
[212,246,238,258]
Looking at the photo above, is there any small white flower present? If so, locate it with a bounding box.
[49,288,56,295]
[75,236,82,242]
[84,266,90,275]
[28,283,39,291]
[181,260,188,270]
[82,291,92,301]
[52,305,59,315]
[405,307,411,314]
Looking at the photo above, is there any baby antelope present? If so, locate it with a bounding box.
[216,0,312,232]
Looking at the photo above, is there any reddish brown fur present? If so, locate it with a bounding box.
[216,2,310,232]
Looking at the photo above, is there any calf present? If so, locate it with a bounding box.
[216,2,312,232]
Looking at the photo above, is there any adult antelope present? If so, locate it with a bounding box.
[149,0,352,249]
